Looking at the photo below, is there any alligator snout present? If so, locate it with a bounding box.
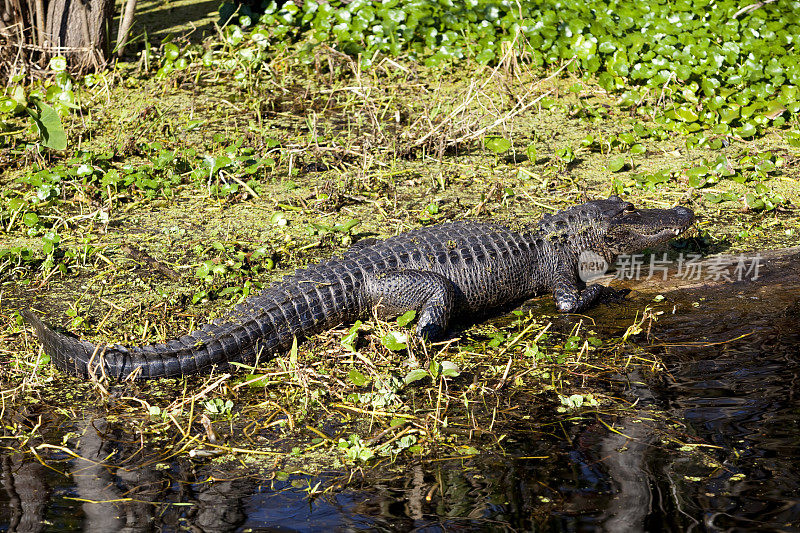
[673,206,695,224]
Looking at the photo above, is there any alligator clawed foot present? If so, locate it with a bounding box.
[417,323,445,341]
[599,287,631,304]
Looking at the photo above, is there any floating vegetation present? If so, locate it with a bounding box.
[211,0,800,140]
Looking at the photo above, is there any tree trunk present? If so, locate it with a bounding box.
[45,0,114,68]
[1,0,119,82]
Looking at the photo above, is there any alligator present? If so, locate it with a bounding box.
[22,196,694,380]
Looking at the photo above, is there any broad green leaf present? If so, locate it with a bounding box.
[11,85,26,106]
[341,320,361,352]
[29,101,67,150]
[244,374,270,387]
[404,368,428,385]
[525,143,537,162]
[49,56,67,72]
[629,143,646,154]
[737,123,757,138]
[270,212,288,226]
[440,361,460,377]
[484,136,511,154]
[348,369,369,387]
[381,331,407,351]
[164,43,180,61]
[572,34,596,59]
[0,97,19,114]
[688,175,707,189]
[396,310,416,327]
[685,165,708,178]
[744,192,764,211]
[718,106,740,124]
[607,156,626,172]
[334,219,361,233]
[22,212,40,227]
[674,106,699,122]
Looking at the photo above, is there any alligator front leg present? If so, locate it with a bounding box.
[553,276,585,313]
[553,277,629,313]
[365,270,456,339]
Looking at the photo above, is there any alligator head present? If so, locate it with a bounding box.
[590,196,695,260]
[538,196,695,263]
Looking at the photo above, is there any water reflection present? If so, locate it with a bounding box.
[1,455,49,532]
[650,292,800,531]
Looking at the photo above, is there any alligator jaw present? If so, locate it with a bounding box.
[643,223,693,239]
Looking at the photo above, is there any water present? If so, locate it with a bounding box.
[641,259,800,532]
[2,248,798,531]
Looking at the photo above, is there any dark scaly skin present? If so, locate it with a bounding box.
[22,196,694,380]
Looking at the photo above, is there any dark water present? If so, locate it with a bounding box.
[2,249,799,532]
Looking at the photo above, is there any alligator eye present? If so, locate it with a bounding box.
[623,205,636,214]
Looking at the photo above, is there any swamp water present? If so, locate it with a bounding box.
[1,248,798,532]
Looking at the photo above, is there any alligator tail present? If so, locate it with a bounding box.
[21,284,350,380]
[22,309,108,377]
[21,308,274,379]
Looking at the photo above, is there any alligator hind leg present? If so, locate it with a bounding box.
[365,270,456,339]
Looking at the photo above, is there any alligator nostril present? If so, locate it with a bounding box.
[674,206,695,221]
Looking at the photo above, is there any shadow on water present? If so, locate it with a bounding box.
[133,0,220,43]
[588,247,800,532]
[640,249,800,532]
[2,248,799,531]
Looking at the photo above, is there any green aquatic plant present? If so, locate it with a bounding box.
[211,0,798,142]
